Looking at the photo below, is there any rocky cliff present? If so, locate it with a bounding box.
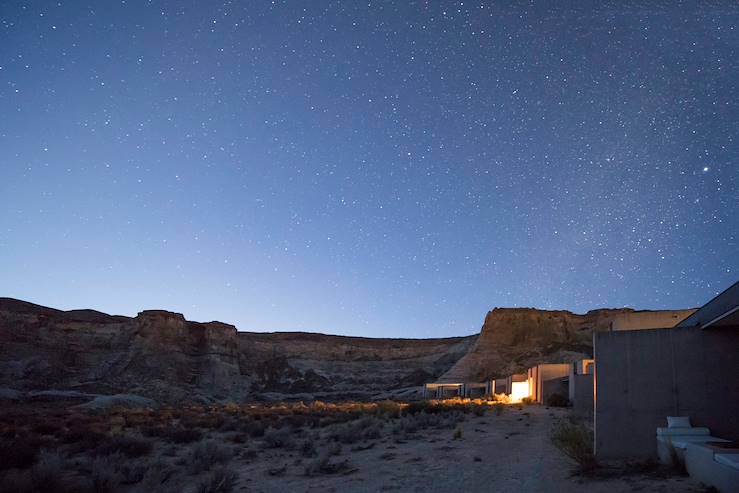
[0,298,694,404]
[0,298,474,403]
[438,307,695,382]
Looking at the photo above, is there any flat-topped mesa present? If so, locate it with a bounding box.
[134,310,239,358]
[438,307,696,383]
[0,298,475,402]
[136,310,187,330]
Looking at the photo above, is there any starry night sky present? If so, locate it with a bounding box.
[1,2,738,337]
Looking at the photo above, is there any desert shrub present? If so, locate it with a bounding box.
[304,454,353,476]
[392,410,461,438]
[397,418,418,435]
[0,451,83,493]
[262,427,296,449]
[140,425,164,438]
[551,422,598,473]
[227,433,247,444]
[30,450,76,493]
[240,419,266,438]
[62,423,107,453]
[195,466,237,493]
[182,412,225,430]
[164,426,203,444]
[89,454,124,493]
[406,399,489,416]
[139,459,177,492]
[89,454,146,489]
[375,400,402,418]
[189,440,233,473]
[521,397,535,405]
[240,449,258,461]
[218,417,239,433]
[405,401,433,415]
[327,416,382,444]
[298,438,317,457]
[119,462,147,485]
[0,469,33,493]
[32,421,59,435]
[0,437,40,470]
[326,442,342,457]
[453,427,463,440]
[222,403,241,416]
[96,435,153,458]
[30,450,64,486]
[283,413,319,429]
[546,393,569,408]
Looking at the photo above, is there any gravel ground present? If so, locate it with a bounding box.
[235,405,706,493]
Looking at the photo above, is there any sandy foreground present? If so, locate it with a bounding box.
[237,406,702,493]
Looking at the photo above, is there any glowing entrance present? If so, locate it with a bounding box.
[510,381,530,402]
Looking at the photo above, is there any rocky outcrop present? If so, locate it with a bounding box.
[0,299,244,402]
[438,307,695,382]
[0,298,694,402]
[0,298,475,403]
[238,331,475,394]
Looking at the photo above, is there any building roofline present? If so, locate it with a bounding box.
[675,280,739,329]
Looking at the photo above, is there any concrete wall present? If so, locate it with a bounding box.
[505,373,527,390]
[594,326,739,459]
[527,366,538,400]
[493,378,508,395]
[533,364,570,404]
[611,310,695,331]
[571,374,593,417]
[542,377,569,404]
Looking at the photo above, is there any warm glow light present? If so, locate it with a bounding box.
[510,381,530,402]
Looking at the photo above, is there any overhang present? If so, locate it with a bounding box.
[675,280,739,329]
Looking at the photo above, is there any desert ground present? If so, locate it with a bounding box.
[0,398,707,493]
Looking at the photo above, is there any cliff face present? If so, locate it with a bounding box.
[238,332,475,394]
[0,298,693,403]
[0,299,243,402]
[438,307,695,382]
[0,298,474,403]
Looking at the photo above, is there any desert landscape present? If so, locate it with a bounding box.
[0,298,715,492]
[3,1,738,491]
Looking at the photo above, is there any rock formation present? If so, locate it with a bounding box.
[438,307,695,382]
[0,298,694,403]
[0,298,474,403]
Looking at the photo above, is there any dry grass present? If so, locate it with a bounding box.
[0,397,497,491]
[188,440,233,473]
[195,466,238,493]
[95,435,153,458]
[551,421,598,473]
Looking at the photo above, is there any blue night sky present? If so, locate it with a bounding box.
[1,2,737,337]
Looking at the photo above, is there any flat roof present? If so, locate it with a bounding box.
[675,280,739,329]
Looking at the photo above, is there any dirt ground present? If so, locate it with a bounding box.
[238,406,704,493]
[0,400,708,493]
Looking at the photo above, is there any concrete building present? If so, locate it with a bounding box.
[507,373,529,402]
[527,363,571,404]
[491,377,509,395]
[422,382,463,399]
[422,381,489,399]
[594,281,739,460]
[568,359,594,416]
[611,309,696,331]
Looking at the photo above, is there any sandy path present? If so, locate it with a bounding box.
[236,406,704,493]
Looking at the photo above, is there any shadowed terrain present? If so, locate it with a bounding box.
[0,298,693,406]
[0,298,475,404]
